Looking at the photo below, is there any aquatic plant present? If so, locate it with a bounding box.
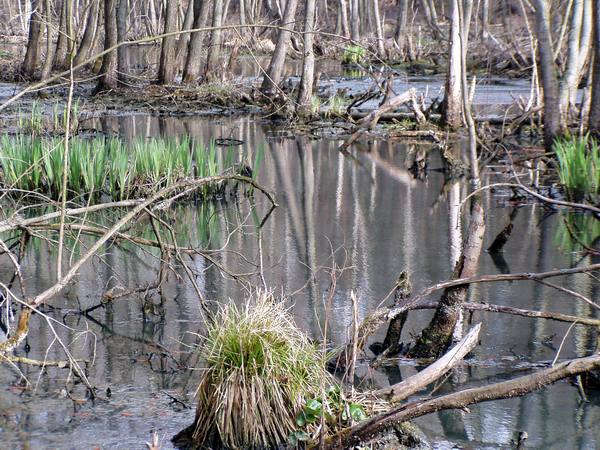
[341,45,366,65]
[192,290,332,449]
[324,93,347,118]
[17,100,80,135]
[555,213,600,253]
[0,135,246,201]
[553,135,600,202]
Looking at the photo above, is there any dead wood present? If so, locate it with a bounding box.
[408,198,486,358]
[0,175,276,356]
[341,89,423,150]
[373,323,481,403]
[413,301,600,327]
[327,263,600,369]
[323,353,600,450]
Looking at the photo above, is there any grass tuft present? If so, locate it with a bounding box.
[553,135,600,202]
[192,290,332,449]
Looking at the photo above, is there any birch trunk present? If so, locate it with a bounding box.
[296,0,317,116]
[441,0,463,128]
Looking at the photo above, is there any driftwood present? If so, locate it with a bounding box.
[374,323,481,403]
[341,89,424,150]
[323,353,600,450]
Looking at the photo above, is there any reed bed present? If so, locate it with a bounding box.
[0,135,240,201]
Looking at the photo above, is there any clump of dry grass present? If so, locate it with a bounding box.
[192,291,332,449]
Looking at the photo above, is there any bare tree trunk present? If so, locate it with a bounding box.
[350,0,359,41]
[408,196,485,358]
[95,0,119,93]
[204,0,224,80]
[296,0,317,116]
[441,0,463,128]
[53,0,72,69]
[560,0,585,125]
[116,0,129,83]
[481,0,489,39]
[73,0,100,66]
[339,0,350,38]
[372,0,385,58]
[261,0,299,95]
[157,0,179,84]
[182,0,209,83]
[21,0,43,79]
[394,0,409,52]
[590,0,600,133]
[40,0,55,80]
[534,0,563,148]
[175,0,196,62]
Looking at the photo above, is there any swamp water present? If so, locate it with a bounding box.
[0,114,599,449]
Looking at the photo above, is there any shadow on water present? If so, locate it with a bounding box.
[1,114,600,449]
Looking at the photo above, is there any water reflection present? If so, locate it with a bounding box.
[1,115,599,448]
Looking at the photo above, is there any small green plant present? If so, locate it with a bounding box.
[324,93,347,118]
[553,135,600,202]
[311,95,322,115]
[191,291,333,449]
[341,45,366,65]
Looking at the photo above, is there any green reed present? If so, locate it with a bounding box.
[553,135,600,202]
[0,135,247,201]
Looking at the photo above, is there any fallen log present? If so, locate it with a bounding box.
[374,323,481,403]
[322,353,600,449]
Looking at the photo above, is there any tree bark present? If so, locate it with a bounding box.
[296,0,317,116]
[116,0,129,83]
[21,0,43,79]
[339,0,350,38]
[261,0,299,95]
[73,0,100,67]
[204,0,224,80]
[533,0,563,148]
[589,0,600,133]
[158,0,179,84]
[182,0,210,84]
[394,0,409,54]
[95,0,119,93]
[175,0,196,63]
[350,0,360,41]
[372,0,385,58]
[40,0,56,80]
[441,0,463,128]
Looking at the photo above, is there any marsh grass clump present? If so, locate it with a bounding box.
[553,135,600,202]
[341,45,366,65]
[192,291,332,449]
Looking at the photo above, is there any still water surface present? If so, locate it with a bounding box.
[1,114,599,449]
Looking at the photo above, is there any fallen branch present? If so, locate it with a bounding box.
[373,323,481,403]
[328,263,600,367]
[323,353,600,449]
[341,89,422,150]
[413,301,600,327]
